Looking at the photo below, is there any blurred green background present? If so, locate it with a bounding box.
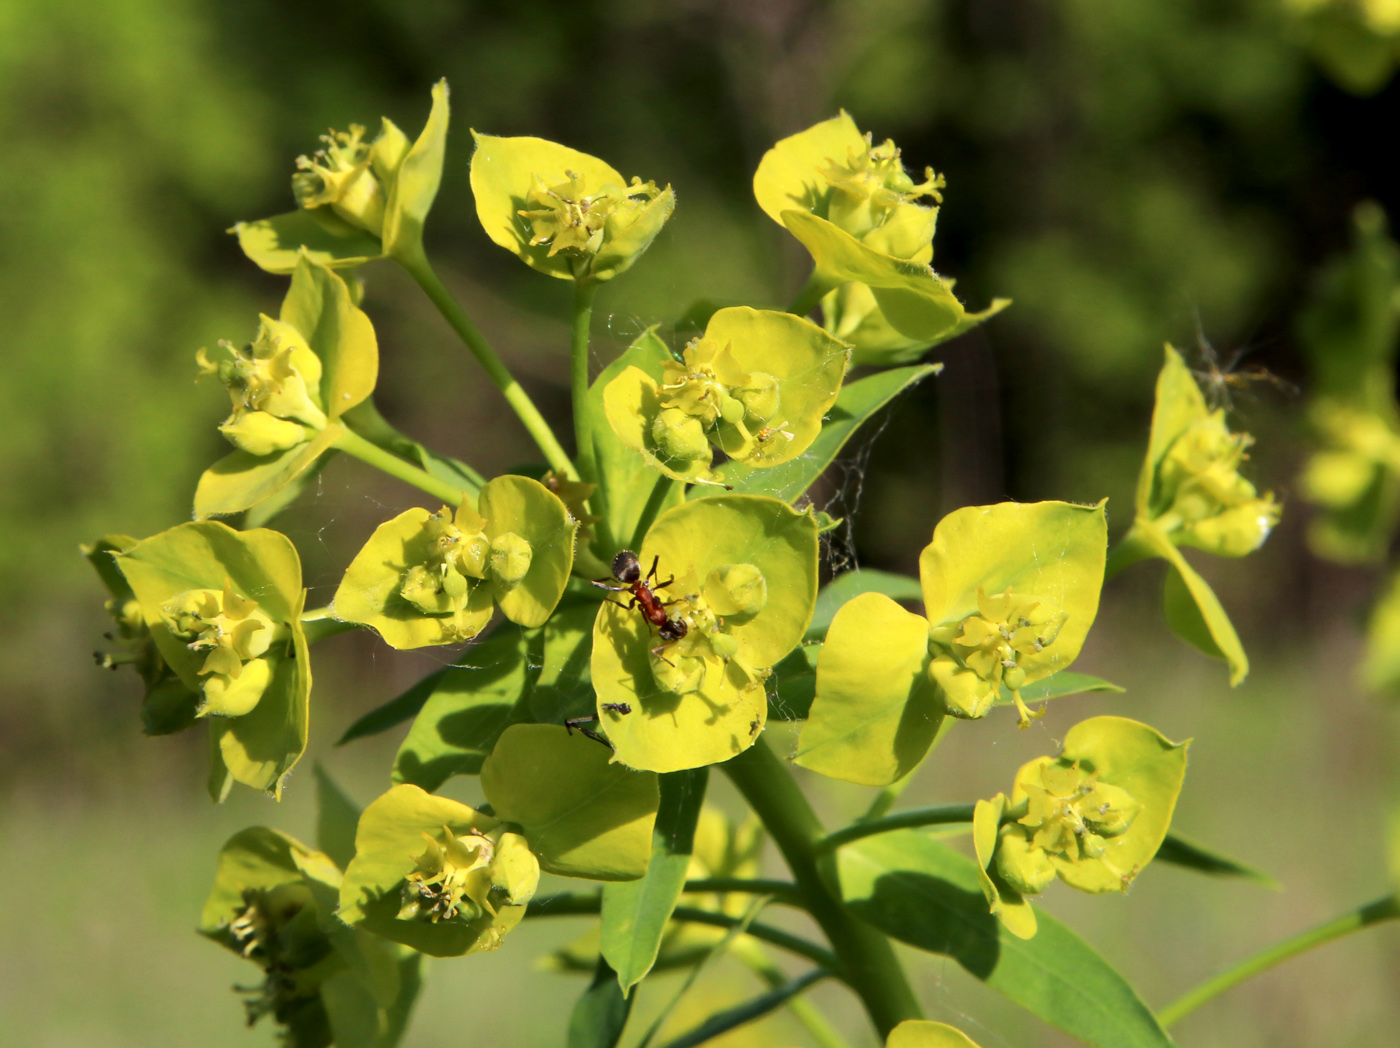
[3,0,1400,1045]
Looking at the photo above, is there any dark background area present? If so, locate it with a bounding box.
[3,1,1399,1046]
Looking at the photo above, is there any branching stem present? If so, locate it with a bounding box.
[399,246,575,478]
[333,427,468,505]
[724,738,923,1038]
[1157,894,1400,1027]
[817,804,976,854]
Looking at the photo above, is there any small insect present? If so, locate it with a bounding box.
[592,550,689,663]
[749,718,761,737]
[601,702,632,715]
[1190,324,1295,411]
[564,715,613,749]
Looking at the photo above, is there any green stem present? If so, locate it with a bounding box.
[299,606,359,645]
[631,474,676,549]
[571,280,599,476]
[730,938,852,1048]
[724,738,923,1038]
[682,878,805,908]
[1105,520,1161,581]
[1157,894,1400,1028]
[342,397,486,489]
[333,428,467,505]
[817,805,976,855]
[398,246,575,479]
[786,273,827,318]
[524,892,838,971]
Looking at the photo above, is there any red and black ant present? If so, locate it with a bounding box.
[593,550,689,663]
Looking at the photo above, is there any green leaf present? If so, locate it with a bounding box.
[601,768,710,992]
[568,958,633,1048]
[823,281,1009,368]
[994,671,1125,709]
[393,625,532,789]
[717,364,939,502]
[1140,522,1248,684]
[1155,833,1279,888]
[280,256,378,420]
[584,327,678,556]
[835,830,1173,1048]
[657,969,830,1048]
[768,641,820,719]
[232,209,382,275]
[810,568,924,637]
[199,826,310,938]
[195,422,343,519]
[481,724,660,880]
[383,79,449,262]
[315,764,363,871]
[338,668,444,745]
[797,593,942,786]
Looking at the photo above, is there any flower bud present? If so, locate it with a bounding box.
[162,580,280,717]
[651,652,706,695]
[651,407,711,463]
[489,532,533,585]
[703,563,768,617]
[994,825,1057,895]
[453,531,492,579]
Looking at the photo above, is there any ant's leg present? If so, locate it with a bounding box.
[650,642,677,667]
[591,579,628,592]
[645,555,660,584]
[564,715,612,750]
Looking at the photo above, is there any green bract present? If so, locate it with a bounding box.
[887,1021,985,1048]
[592,495,820,773]
[753,112,1007,360]
[195,254,378,519]
[201,827,419,1048]
[114,521,309,798]
[603,307,849,483]
[972,716,1188,940]
[85,534,200,736]
[333,475,576,649]
[1119,345,1279,685]
[470,133,674,284]
[339,784,539,958]
[798,501,1107,786]
[234,80,450,272]
[480,724,660,880]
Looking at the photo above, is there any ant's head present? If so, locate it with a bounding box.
[612,550,641,583]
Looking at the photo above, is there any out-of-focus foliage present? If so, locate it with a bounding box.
[1288,0,1400,94]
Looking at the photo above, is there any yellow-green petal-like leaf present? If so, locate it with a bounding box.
[592,602,768,774]
[972,794,1037,939]
[919,500,1107,687]
[887,1020,984,1048]
[333,507,494,650]
[703,306,850,467]
[232,210,382,274]
[783,209,965,341]
[796,592,941,786]
[470,132,623,281]
[195,422,343,519]
[1136,344,1210,516]
[645,495,819,669]
[752,111,866,226]
[593,185,676,283]
[280,257,378,420]
[383,79,449,262]
[603,365,719,484]
[1140,520,1249,685]
[478,475,577,626]
[1028,717,1188,894]
[339,784,512,957]
[481,724,659,880]
[823,282,1010,368]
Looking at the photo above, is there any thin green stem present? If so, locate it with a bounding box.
[632,474,676,549]
[298,606,359,645]
[1105,520,1161,581]
[333,428,468,505]
[682,877,804,907]
[398,246,575,478]
[342,397,486,489]
[524,892,838,971]
[817,805,976,855]
[730,938,852,1048]
[786,273,827,318]
[724,738,923,1038]
[1158,894,1400,1028]
[571,280,599,476]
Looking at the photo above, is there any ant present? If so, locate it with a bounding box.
[601,702,632,715]
[592,550,689,663]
